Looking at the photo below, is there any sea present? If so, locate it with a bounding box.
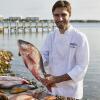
[0,22,100,100]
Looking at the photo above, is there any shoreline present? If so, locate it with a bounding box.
[0,16,100,23]
[70,20,100,23]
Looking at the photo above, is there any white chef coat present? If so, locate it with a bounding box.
[41,25,89,99]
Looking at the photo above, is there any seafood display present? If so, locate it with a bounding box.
[0,50,13,75]
[0,40,74,100]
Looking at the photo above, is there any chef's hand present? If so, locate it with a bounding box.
[41,73,71,88]
[44,74,56,86]
[42,73,72,86]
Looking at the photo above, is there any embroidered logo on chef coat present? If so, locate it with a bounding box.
[70,43,78,48]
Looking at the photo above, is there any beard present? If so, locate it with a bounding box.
[55,21,68,30]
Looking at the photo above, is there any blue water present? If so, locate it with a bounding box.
[0,22,100,100]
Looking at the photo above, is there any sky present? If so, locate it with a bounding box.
[0,0,100,20]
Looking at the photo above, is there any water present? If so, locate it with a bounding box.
[0,22,100,100]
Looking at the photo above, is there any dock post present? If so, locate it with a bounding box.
[15,20,19,33]
[22,21,26,33]
[1,20,4,34]
[29,21,32,33]
[47,20,50,33]
[35,21,38,33]
[41,20,44,33]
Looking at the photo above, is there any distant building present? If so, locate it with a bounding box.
[8,17,21,21]
[25,17,39,21]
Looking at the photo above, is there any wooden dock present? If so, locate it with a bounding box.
[0,17,56,34]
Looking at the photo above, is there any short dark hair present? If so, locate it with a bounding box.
[52,0,71,16]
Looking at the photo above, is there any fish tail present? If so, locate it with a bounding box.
[22,80,29,84]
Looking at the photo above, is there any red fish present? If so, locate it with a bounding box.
[18,40,46,80]
[17,40,51,91]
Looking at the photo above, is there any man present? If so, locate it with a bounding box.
[41,0,89,100]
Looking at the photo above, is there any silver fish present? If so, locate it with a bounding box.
[0,76,29,88]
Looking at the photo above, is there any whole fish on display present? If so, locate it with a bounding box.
[0,76,29,89]
[17,39,51,91]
